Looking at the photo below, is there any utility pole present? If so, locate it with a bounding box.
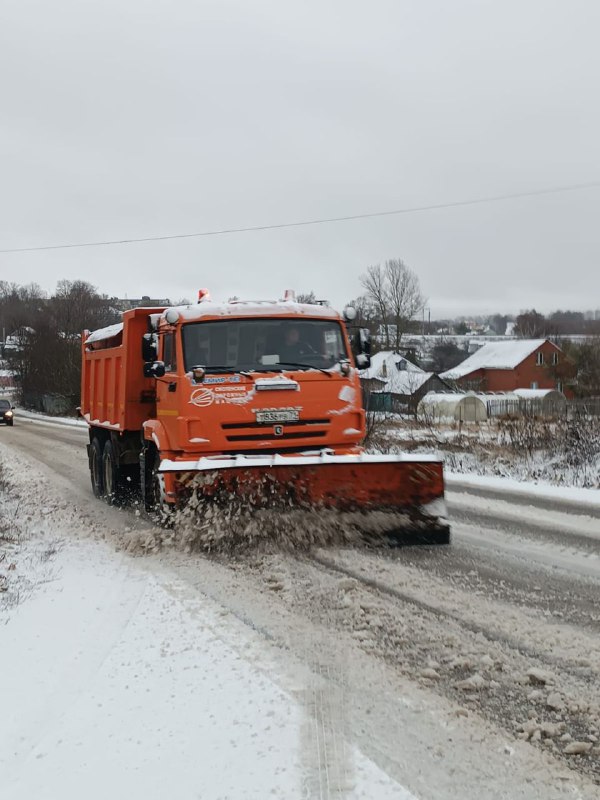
[422,307,430,337]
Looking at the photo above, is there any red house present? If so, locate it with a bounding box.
[441,339,576,397]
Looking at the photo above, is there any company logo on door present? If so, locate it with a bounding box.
[190,386,251,407]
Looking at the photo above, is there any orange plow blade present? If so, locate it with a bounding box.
[161,453,450,545]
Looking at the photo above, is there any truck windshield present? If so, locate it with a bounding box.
[182,318,348,373]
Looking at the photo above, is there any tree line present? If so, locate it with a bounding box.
[0,280,120,407]
[2,269,600,410]
[514,309,600,338]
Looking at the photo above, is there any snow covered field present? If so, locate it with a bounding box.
[373,415,600,490]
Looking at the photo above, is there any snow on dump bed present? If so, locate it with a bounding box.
[84,322,123,343]
[441,339,547,379]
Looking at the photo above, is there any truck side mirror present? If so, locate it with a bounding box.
[352,328,371,353]
[143,361,166,378]
[351,328,371,370]
[142,333,158,362]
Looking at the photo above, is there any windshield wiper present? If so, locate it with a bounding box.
[274,361,333,377]
[189,364,254,377]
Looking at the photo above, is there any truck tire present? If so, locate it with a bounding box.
[89,437,104,498]
[150,452,173,524]
[102,440,124,505]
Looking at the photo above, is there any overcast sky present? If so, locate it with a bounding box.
[1,0,599,318]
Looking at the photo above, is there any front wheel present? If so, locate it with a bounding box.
[150,452,174,525]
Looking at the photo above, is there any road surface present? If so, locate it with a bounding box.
[1,416,599,798]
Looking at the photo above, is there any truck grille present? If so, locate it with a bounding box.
[221,418,329,430]
[225,431,328,442]
[222,418,330,443]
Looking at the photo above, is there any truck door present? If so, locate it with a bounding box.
[155,329,182,449]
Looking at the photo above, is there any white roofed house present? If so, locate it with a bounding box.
[360,351,452,413]
[440,339,576,397]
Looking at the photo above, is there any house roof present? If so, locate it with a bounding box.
[441,339,550,380]
[513,388,564,399]
[360,350,424,381]
[383,371,437,395]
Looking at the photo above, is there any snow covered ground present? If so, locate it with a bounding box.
[374,416,600,490]
[2,417,600,798]
[0,448,414,800]
[12,406,87,428]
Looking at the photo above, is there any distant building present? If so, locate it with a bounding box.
[360,351,451,413]
[440,339,576,397]
[113,296,172,311]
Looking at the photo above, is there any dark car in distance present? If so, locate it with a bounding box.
[0,399,14,426]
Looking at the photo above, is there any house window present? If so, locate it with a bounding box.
[530,381,539,389]
[556,381,563,392]
[552,352,559,365]
[536,352,544,366]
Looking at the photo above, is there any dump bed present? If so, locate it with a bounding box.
[81,307,164,432]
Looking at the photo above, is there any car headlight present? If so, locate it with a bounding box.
[5,411,13,417]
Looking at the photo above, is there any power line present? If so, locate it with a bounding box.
[1,179,599,255]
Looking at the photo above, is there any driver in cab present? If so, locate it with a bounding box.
[279,325,315,363]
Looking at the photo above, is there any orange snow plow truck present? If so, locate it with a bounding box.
[81,291,449,544]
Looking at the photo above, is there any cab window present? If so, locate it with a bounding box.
[163,332,177,372]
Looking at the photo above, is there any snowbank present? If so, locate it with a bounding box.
[447,472,600,512]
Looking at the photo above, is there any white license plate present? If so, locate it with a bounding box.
[256,410,299,423]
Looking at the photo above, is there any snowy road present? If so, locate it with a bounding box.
[1,417,599,798]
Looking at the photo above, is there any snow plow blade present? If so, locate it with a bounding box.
[161,453,450,545]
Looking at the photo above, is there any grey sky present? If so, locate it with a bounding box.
[1,0,599,318]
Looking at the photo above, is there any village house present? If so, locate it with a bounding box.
[360,351,451,413]
[440,339,576,396]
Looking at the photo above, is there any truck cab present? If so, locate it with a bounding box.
[144,298,366,461]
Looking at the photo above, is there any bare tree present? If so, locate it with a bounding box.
[360,259,424,351]
[347,294,379,330]
[514,309,550,338]
[360,265,390,349]
[0,282,47,336]
[385,259,424,351]
[296,291,317,304]
[51,280,117,335]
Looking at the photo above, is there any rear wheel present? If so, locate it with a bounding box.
[89,437,104,498]
[102,440,123,505]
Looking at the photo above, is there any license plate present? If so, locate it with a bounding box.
[256,409,299,423]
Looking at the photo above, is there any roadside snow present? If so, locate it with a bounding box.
[0,538,413,800]
[14,407,87,428]
[447,473,600,512]
[0,447,415,800]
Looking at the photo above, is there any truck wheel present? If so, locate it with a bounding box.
[89,437,104,498]
[150,452,173,524]
[102,440,123,505]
